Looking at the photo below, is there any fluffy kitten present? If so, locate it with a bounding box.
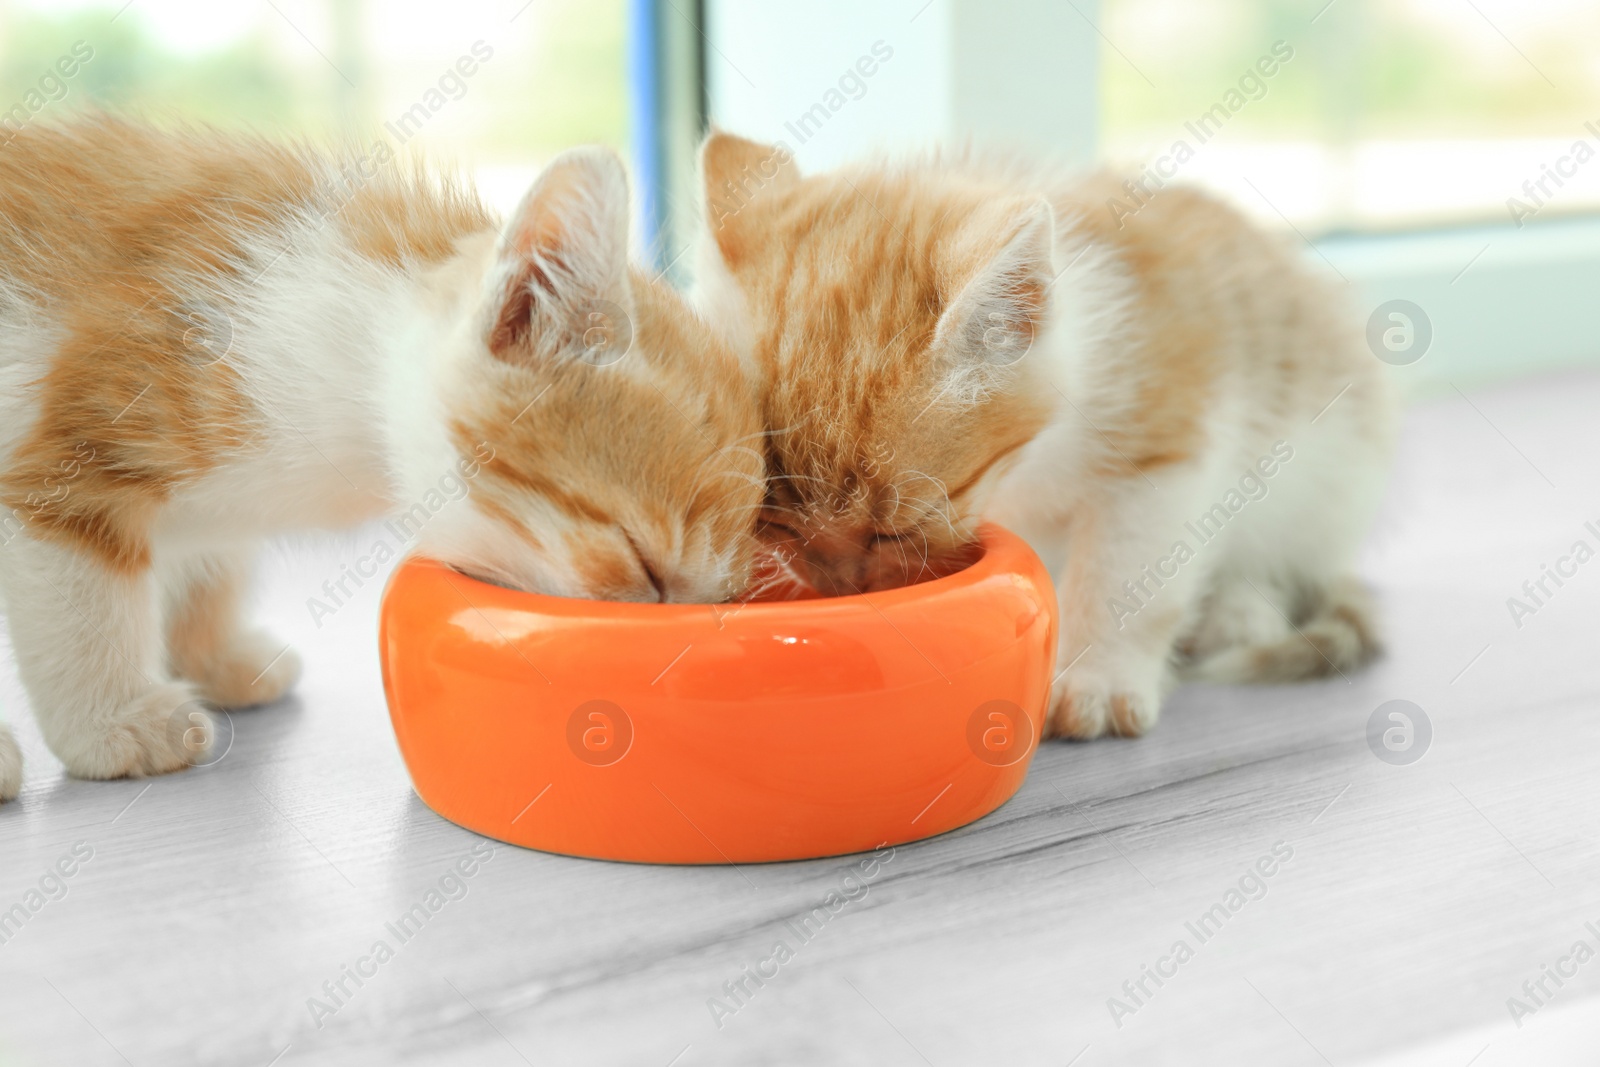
[696,133,1395,739]
[0,119,762,799]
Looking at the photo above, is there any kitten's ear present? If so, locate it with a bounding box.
[700,131,799,267]
[485,146,631,362]
[933,199,1055,379]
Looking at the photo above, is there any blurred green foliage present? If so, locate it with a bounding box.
[0,1,628,158]
[488,0,627,156]
[0,8,332,134]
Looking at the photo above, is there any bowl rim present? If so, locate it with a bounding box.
[390,523,1028,621]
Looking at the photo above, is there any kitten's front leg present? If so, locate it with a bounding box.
[0,534,209,778]
[165,550,301,708]
[1048,476,1214,739]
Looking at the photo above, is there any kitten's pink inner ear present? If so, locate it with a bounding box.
[488,148,629,360]
[487,237,557,357]
[701,131,799,266]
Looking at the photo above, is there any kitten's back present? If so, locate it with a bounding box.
[0,118,495,570]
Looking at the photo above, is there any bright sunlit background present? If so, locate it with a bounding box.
[3,0,1599,393]
[0,0,627,216]
[1102,0,1600,232]
[8,0,1599,235]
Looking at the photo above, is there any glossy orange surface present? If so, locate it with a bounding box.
[378,524,1058,863]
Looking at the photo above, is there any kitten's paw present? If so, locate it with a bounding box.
[191,631,301,709]
[0,724,22,802]
[1047,677,1162,740]
[53,683,210,780]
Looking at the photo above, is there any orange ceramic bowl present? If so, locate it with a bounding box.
[378,524,1057,864]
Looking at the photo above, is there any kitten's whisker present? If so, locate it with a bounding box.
[700,496,767,515]
[896,467,951,498]
[909,379,954,424]
[730,424,798,444]
[903,526,936,582]
[898,503,955,536]
[698,502,768,527]
[881,481,904,516]
[769,471,835,489]
[689,466,766,496]
[707,447,768,479]
[692,441,764,474]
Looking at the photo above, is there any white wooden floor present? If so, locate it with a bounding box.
[4,369,1600,1067]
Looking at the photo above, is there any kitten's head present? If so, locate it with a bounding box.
[419,147,764,603]
[696,134,1056,596]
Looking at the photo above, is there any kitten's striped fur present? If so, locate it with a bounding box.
[697,133,1394,739]
[0,120,762,797]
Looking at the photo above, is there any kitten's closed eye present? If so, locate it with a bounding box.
[623,532,666,603]
[756,512,804,543]
[418,146,764,606]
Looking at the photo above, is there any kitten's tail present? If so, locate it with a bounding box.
[1189,576,1381,684]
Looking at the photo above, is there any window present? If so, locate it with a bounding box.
[0,0,628,217]
[694,0,1600,393]
[1101,0,1600,233]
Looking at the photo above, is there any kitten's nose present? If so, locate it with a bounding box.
[796,527,874,596]
[799,549,869,596]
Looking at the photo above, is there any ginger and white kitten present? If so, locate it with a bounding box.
[0,120,763,799]
[695,133,1395,740]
